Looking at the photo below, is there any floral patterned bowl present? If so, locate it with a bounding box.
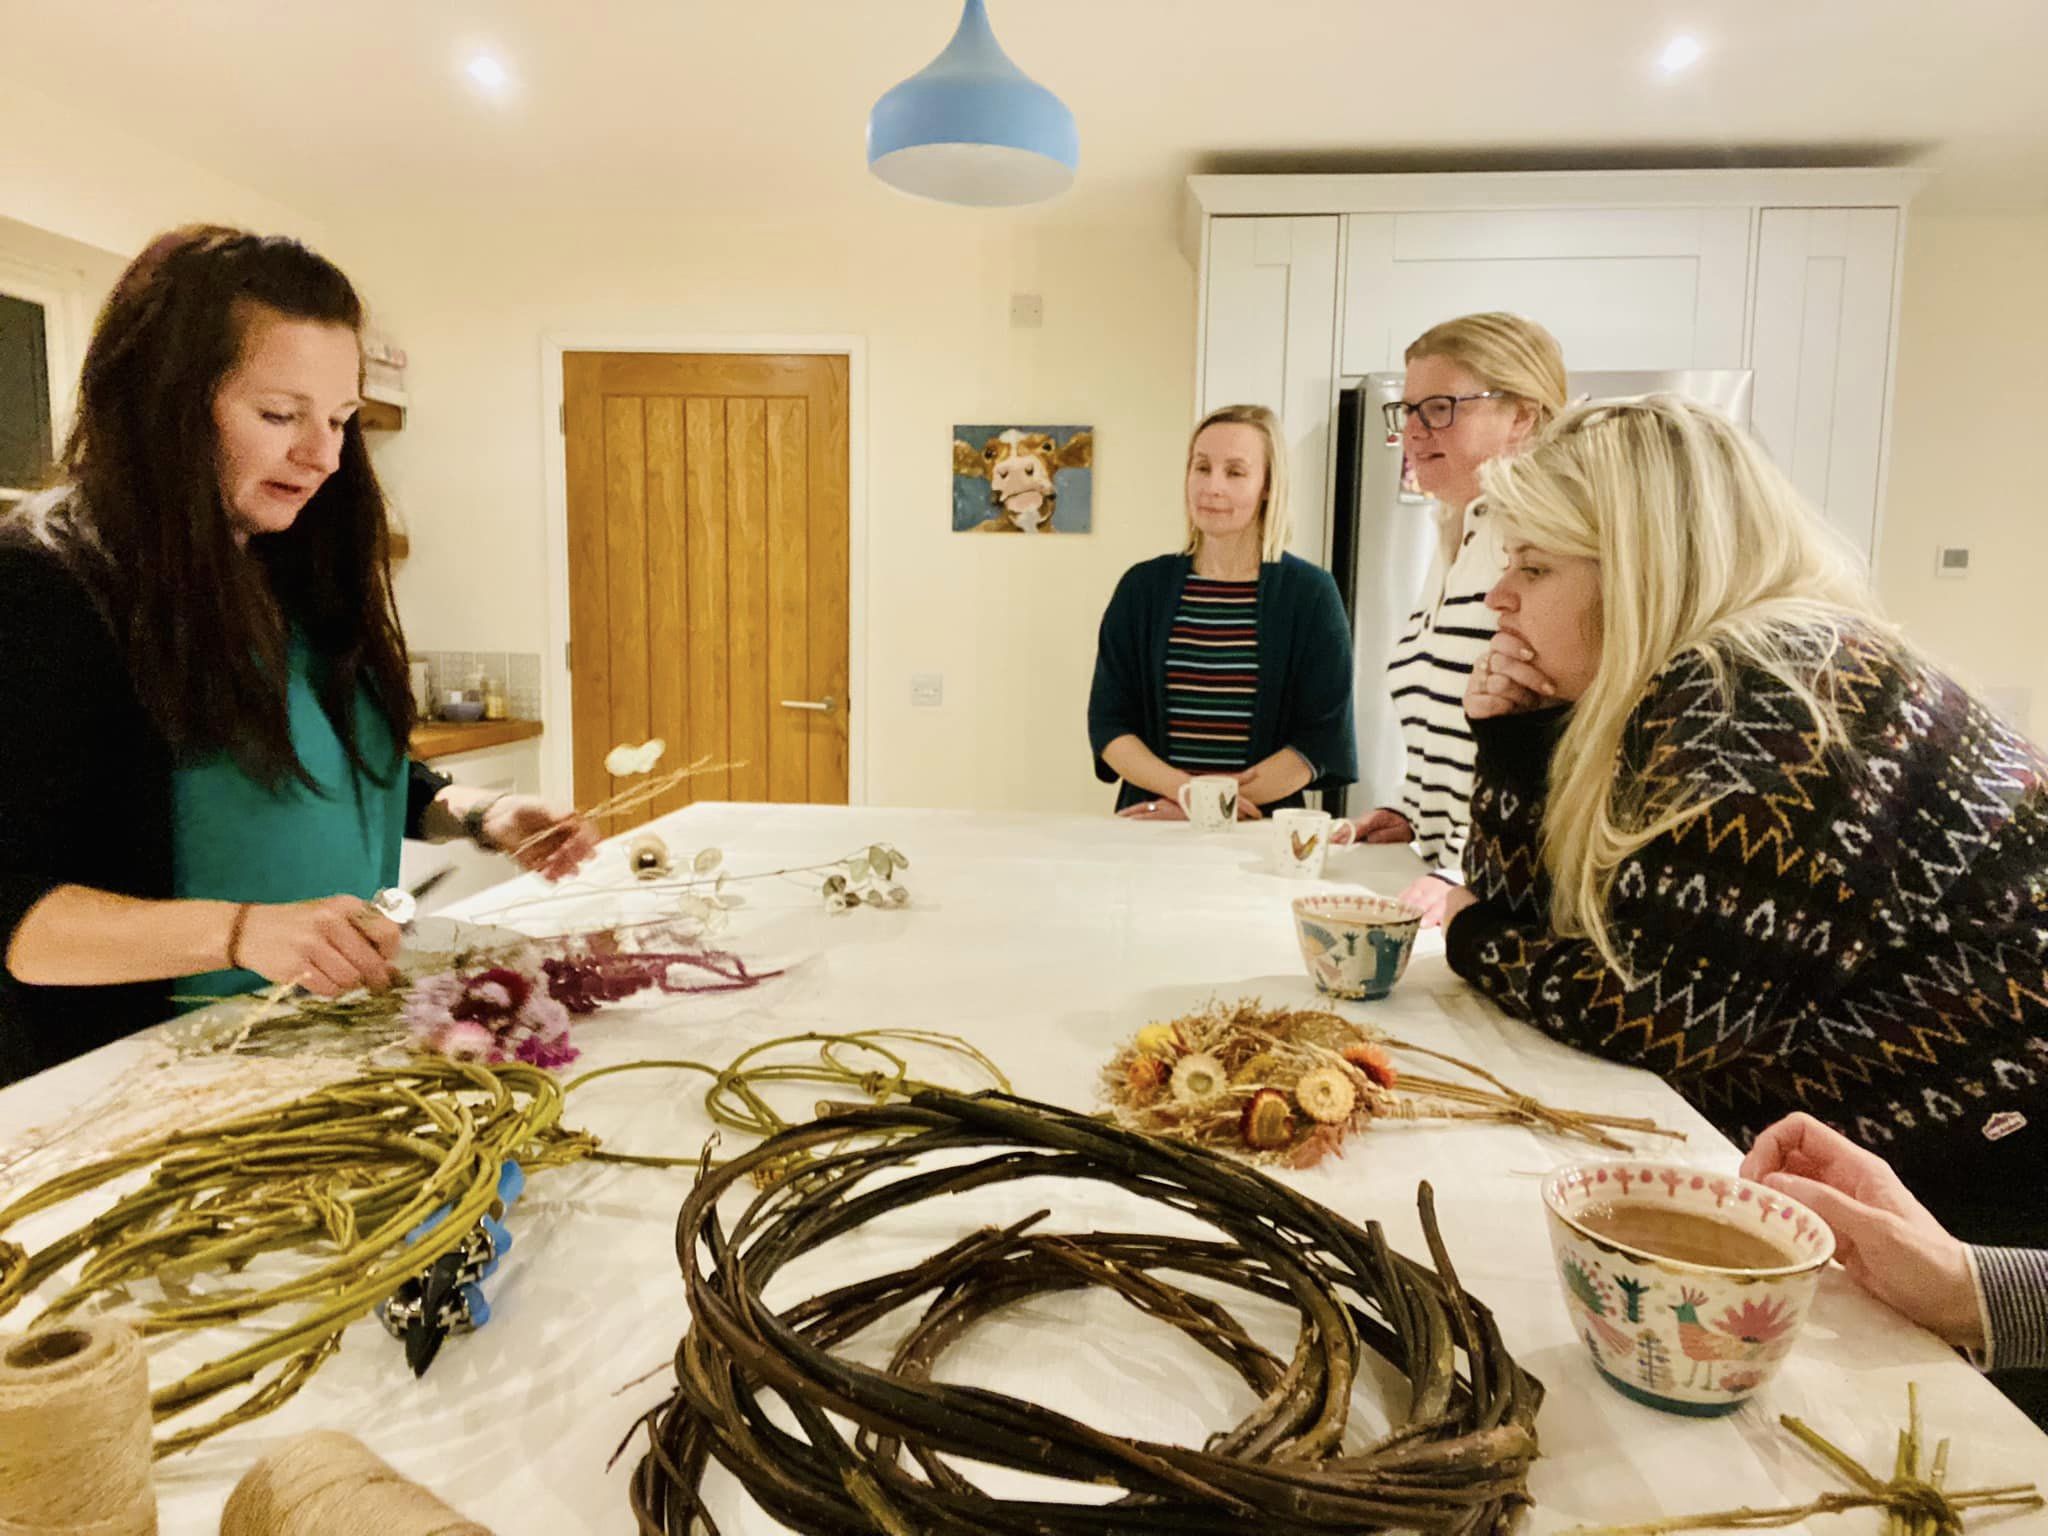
[1542,1162,1835,1416]
[1291,893,1422,1001]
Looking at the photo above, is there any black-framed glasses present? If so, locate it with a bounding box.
[1382,391,1508,433]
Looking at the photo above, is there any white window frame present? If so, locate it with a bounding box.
[0,252,90,504]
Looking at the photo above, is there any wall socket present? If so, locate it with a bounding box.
[1009,293,1043,329]
[911,672,944,708]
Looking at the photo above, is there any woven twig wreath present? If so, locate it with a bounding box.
[631,1090,1542,1535]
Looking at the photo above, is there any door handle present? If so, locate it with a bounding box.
[779,694,836,713]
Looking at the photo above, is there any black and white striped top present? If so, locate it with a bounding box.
[1385,502,1506,871]
[1971,1245,2048,1371]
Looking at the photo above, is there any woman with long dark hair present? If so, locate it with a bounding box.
[0,225,594,1085]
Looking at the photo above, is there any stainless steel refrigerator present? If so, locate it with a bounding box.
[1326,369,1754,818]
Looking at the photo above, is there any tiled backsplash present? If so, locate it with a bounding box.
[416,650,543,720]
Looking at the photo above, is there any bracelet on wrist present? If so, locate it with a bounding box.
[225,902,253,970]
[461,793,508,850]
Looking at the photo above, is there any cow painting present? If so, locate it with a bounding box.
[951,424,1094,534]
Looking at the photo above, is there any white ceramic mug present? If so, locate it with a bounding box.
[1272,808,1333,877]
[1176,775,1240,830]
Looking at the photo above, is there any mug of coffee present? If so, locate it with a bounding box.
[1272,808,1333,877]
[1176,775,1240,831]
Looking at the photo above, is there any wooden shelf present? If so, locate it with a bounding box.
[411,718,543,761]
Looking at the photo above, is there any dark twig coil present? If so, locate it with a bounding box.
[630,1090,1542,1535]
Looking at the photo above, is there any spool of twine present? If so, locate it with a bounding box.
[0,1319,156,1536]
[220,1432,490,1536]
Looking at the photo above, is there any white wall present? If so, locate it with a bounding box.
[355,202,1195,812]
[0,81,329,260]
[1877,211,2048,734]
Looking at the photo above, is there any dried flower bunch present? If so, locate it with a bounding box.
[1104,998,1682,1167]
[1104,999,1402,1167]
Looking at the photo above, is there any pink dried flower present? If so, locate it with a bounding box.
[436,1020,500,1062]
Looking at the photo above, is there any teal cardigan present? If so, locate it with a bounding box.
[1088,552,1357,812]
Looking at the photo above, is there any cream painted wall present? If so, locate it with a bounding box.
[354,204,1195,812]
[0,81,329,259]
[1877,211,2048,736]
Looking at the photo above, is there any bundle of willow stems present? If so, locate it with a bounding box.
[0,1060,589,1454]
[631,1089,1543,1535]
[0,1029,1010,1454]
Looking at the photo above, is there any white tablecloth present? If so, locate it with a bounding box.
[4,804,2045,1533]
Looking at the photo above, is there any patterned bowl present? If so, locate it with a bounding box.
[1291,893,1422,1001]
[1542,1162,1835,1416]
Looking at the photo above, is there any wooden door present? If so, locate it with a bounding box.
[563,352,849,830]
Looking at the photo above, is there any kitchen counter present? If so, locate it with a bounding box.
[409,717,543,761]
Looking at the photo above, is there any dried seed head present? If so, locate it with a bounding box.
[1123,1054,1168,1102]
[1241,1088,1295,1150]
[1233,1051,1278,1084]
[1295,1068,1357,1125]
[1134,1023,1180,1057]
[1169,1052,1228,1106]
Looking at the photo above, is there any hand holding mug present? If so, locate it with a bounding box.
[1347,807,1414,845]
[1740,1113,1984,1349]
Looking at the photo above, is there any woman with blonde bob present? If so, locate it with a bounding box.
[1340,313,1568,922]
[1089,404,1356,817]
[1440,395,2048,1272]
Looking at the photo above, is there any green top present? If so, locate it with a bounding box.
[172,637,405,1001]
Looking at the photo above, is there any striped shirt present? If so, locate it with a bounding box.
[1385,501,1506,870]
[1164,577,1259,772]
[1971,1246,2048,1372]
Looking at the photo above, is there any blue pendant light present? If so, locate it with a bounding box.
[866,0,1079,207]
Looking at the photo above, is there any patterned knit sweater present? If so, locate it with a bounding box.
[1446,627,2048,1252]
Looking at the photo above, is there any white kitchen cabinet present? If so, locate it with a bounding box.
[1749,208,1903,566]
[1185,170,1923,572]
[397,739,544,915]
[1341,206,1751,374]
[1199,215,1339,561]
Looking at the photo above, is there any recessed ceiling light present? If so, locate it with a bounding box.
[1658,35,1703,75]
[464,54,512,95]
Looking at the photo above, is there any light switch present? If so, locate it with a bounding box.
[1935,545,1970,579]
[1009,293,1043,329]
[911,673,944,708]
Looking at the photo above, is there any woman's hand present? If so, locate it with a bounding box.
[481,797,600,881]
[235,895,402,997]
[1347,807,1414,845]
[1466,632,1559,720]
[1740,1113,1984,1349]
[1118,798,1188,821]
[1396,873,1459,927]
[1437,883,1478,932]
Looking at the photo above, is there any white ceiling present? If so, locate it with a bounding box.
[4,0,2044,229]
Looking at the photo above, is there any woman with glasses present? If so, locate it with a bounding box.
[1340,314,1568,923]
[1438,395,2048,1420]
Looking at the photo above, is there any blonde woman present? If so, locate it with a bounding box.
[1342,314,1567,922]
[1440,395,2048,1282]
[1089,405,1356,818]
